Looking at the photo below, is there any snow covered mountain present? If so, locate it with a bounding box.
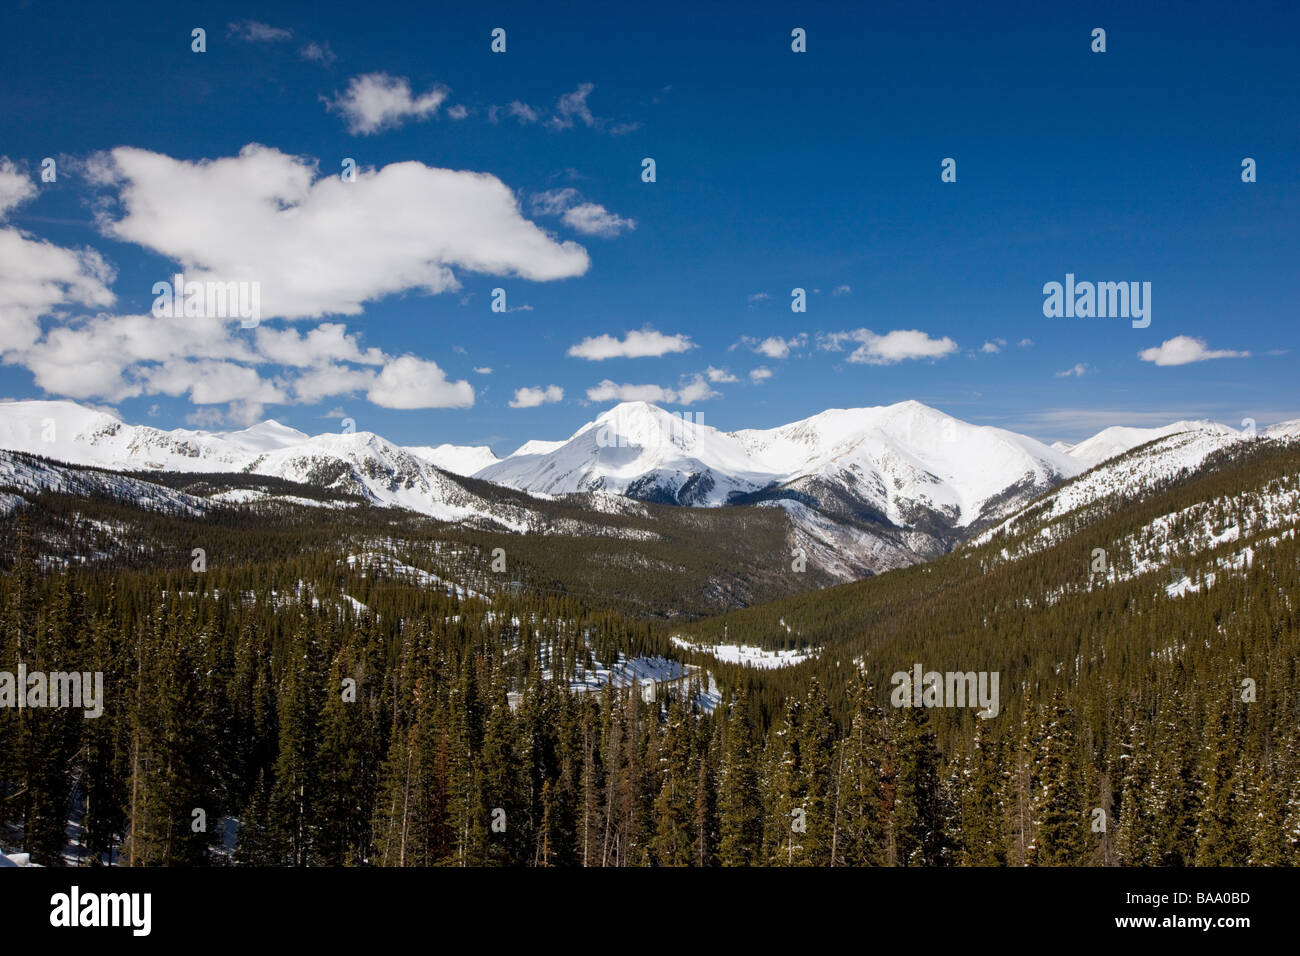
[406,443,500,476]
[0,397,1285,580]
[1054,420,1241,467]
[476,402,776,506]
[0,400,533,528]
[729,400,1080,528]
[972,426,1251,552]
[476,400,1084,563]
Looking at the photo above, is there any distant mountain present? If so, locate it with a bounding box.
[1054,420,1240,467]
[476,402,775,505]
[0,400,533,528]
[2,397,1289,581]
[406,443,501,476]
[476,399,1084,565]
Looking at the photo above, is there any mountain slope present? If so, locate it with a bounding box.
[0,400,533,528]
[1058,419,1240,467]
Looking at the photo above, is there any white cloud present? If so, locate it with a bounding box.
[568,327,695,360]
[587,380,672,403]
[290,364,377,404]
[531,188,579,216]
[508,101,540,124]
[1138,335,1250,366]
[749,366,773,384]
[299,42,336,65]
[326,73,450,135]
[143,359,287,408]
[980,338,1006,354]
[548,83,596,130]
[473,366,493,374]
[509,384,564,408]
[446,104,469,120]
[562,203,635,237]
[531,188,634,237]
[586,372,717,405]
[500,84,630,134]
[1019,338,1034,347]
[0,160,37,215]
[741,333,807,359]
[1055,363,1089,378]
[0,160,117,353]
[367,355,474,409]
[705,365,738,383]
[675,374,718,404]
[90,144,590,321]
[821,328,957,365]
[228,20,293,42]
[832,284,852,296]
[747,292,771,303]
[254,323,385,367]
[11,312,255,401]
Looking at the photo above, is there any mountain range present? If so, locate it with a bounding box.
[2,397,1294,580]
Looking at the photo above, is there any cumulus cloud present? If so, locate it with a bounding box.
[367,355,474,409]
[1055,363,1089,378]
[1138,335,1250,366]
[832,284,852,296]
[980,338,1006,354]
[12,312,255,401]
[509,384,564,408]
[9,302,475,413]
[326,73,450,135]
[88,144,590,320]
[290,364,377,404]
[749,366,773,384]
[586,372,717,405]
[0,160,37,215]
[254,323,385,367]
[562,203,635,237]
[142,359,287,408]
[0,160,116,352]
[820,328,957,365]
[740,333,807,359]
[568,327,695,360]
[705,365,738,383]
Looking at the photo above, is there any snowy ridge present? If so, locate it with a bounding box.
[479,399,1081,528]
[972,429,1249,551]
[1058,420,1240,467]
[0,400,537,529]
[406,443,500,476]
[2,397,1284,583]
[0,448,210,517]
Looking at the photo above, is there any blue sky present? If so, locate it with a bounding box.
[1,0,1296,453]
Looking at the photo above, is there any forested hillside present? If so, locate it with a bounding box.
[2,439,1298,866]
